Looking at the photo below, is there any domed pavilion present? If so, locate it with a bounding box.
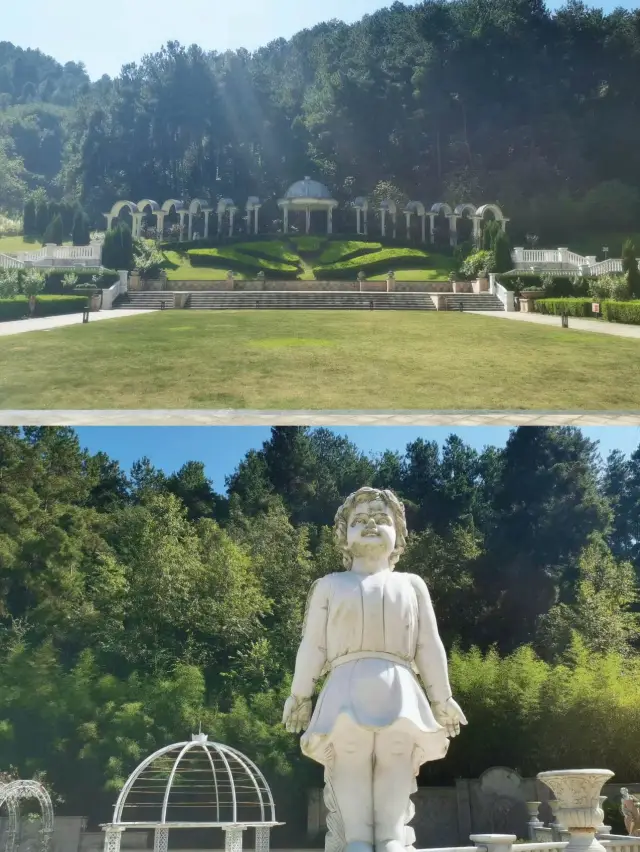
[277,177,338,235]
[101,733,281,852]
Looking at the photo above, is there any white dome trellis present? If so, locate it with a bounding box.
[0,780,54,852]
[101,734,282,852]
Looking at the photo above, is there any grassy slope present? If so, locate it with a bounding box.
[1,311,640,409]
[0,236,71,254]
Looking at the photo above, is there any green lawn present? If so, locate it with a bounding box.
[2,311,640,409]
[163,251,251,281]
[369,269,450,281]
[0,236,74,254]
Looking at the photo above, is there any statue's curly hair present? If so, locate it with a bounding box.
[333,487,408,570]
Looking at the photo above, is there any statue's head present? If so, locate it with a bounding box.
[334,487,408,570]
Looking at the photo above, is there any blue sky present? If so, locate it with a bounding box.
[74,426,640,494]
[5,0,639,80]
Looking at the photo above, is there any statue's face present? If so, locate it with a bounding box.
[346,498,396,561]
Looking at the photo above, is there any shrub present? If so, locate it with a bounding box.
[460,249,495,279]
[234,241,300,263]
[493,231,513,274]
[622,239,640,299]
[314,247,442,279]
[23,199,36,237]
[35,200,50,237]
[72,209,91,246]
[318,240,382,264]
[290,236,325,253]
[188,247,299,278]
[44,269,118,294]
[602,300,640,325]
[589,273,629,302]
[0,269,20,298]
[42,214,64,246]
[134,238,165,280]
[0,295,87,322]
[103,222,134,271]
[535,298,593,317]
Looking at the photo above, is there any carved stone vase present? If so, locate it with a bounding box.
[538,770,614,852]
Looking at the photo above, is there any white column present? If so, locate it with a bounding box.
[356,208,361,235]
[229,209,235,237]
[105,214,114,230]
[429,214,436,244]
[188,214,194,241]
[283,206,289,234]
[381,209,387,238]
[327,207,333,235]
[102,826,125,852]
[204,211,210,238]
[449,215,458,246]
[421,214,426,244]
[156,213,165,240]
[153,828,169,852]
[254,206,260,234]
[305,207,311,234]
[405,212,412,238]
[179,212,187,242]
[392,214,397,239]
[224,828,245,852]
[255,828,270,852]
[364,208,368,236]
[472,215,482,246]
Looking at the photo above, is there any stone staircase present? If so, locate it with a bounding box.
[187,291,437,310]
[117,292,176,309]
[443,293,505,311]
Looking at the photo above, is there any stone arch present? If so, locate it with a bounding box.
[104,200,137,231]
[188,198,211,240]
[161,199,185,214]
[428,203,453,246]
[0,780,54,852]
[453,203,476,245]
[404,201,427,243]
[476,203,504,222]
[136,200,161,239]
[379,200,398,239]
[217,199,237,238]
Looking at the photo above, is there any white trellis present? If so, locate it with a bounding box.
[101,733,282,852]
[0,780,54,852]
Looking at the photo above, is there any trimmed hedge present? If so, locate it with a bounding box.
[234,241,299,263]
[602,300,640,324]
[534,298,593,317]
[0,295,88,322]
[314,248,447,280]
[318,240,383,264]
[290,236,325,253]
[44,269,118,294]
[188,247,299,278]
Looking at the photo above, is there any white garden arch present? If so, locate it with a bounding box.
[0,780,54,852]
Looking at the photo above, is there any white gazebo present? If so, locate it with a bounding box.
[278,177,338,235]
[101,733,282,852]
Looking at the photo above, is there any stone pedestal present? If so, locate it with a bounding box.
[538,769,614,852]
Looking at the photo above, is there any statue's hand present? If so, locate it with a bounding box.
[432,697,468,738]
[282,694,312,734]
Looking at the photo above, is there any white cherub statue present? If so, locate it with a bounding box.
[283,487,467,852]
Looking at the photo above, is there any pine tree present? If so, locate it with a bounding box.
[42,213,64,246]
[493,231,513,274]
[72,209,91,246]
[35,200,50,237]
[622,239,640,299]
[23,198,37,236]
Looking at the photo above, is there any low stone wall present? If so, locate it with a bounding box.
[168,279,453,293]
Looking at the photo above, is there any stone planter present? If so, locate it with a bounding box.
[89,292,102,312]
[538,769,613,852]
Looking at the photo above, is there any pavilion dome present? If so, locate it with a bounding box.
[111,733,277,827]
[284,177,333,200]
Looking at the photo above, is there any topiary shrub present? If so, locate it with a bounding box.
[602,300,640,324]
[535,298,593,317]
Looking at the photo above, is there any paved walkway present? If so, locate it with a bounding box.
[470,310,640,339]
[0,309,155,337]
[2,410,640,426]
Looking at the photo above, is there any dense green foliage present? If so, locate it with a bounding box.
[0,294,87,319]
[2,426,640,825]
[102,223,133,271]
[313,247,444,278]
[42,213,63,245]
[534,298,594,317]
[602,300,640,325]
[622,240,640,299]
[3,0,640,250]
[318,240,383,264]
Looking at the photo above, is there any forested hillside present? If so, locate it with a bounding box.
[3,0,640,244]
[2,426,640,830]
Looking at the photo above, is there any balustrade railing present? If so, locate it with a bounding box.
[0,253,24,269]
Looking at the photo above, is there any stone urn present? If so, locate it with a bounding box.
[538,770,613,852]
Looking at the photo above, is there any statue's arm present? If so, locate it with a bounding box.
[290,577,329,699]
[411,574,453,705]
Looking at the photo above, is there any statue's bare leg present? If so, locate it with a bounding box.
[330,725,375,852]
[372,729,416,852]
